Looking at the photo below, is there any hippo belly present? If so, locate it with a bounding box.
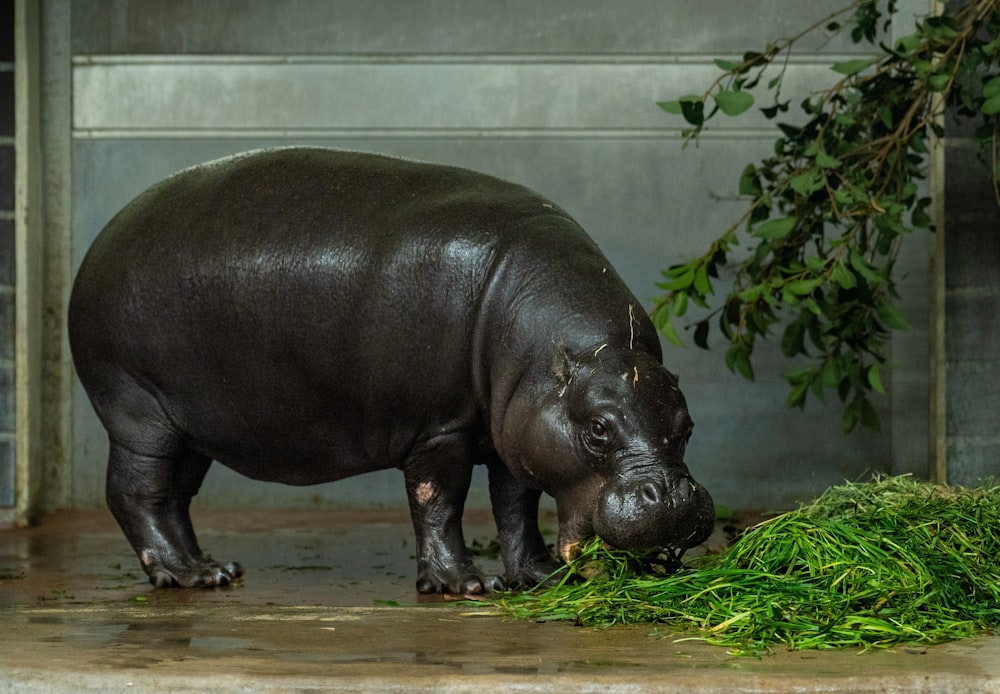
[68,147,715,593]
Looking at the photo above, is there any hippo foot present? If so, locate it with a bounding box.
[415,568,506,595]
[504,557,567,591]
[141,550,245,588]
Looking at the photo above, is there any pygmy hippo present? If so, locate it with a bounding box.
[68,148,715,593]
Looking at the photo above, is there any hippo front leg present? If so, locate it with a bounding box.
[403,438,503,595]
[486,458,562,589]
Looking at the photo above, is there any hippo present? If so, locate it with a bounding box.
[68,148,715,593]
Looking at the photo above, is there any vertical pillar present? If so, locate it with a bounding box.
[0,2,16,521]
[13,0,43,525]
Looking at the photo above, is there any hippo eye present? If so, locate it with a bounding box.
[587,418,609,443]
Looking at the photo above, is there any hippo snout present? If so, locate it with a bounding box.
[594,472,715,551]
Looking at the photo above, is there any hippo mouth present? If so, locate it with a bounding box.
[553,474,714,563]
[591,473,715,552]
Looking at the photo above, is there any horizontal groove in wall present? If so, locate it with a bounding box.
[72,53,868,66]
[946,360,1000,371]
[71,127,780,140]
[947,435,1000,446]
[946,285,1000,297]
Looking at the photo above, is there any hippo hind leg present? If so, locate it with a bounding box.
[91,377,243,588]
[105,440,244,587]
[106,441,243,588]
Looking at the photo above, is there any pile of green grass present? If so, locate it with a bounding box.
[500,476,1000,653]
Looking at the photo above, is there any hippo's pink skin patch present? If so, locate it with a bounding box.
[559,541,581,564]
[140,549,155,567]
[415,481,436,504]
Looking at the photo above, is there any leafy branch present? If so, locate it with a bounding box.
[653,0,1000,432]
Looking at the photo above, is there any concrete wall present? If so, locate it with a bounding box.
[943,121,1000,485]
[63,0,932,513]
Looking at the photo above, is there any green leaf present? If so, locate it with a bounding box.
[693,320,710,350]
[841,407,857,433]
[693,264,712,296]
[785,278,822,296]
[831,59,874,76]
[754,216,796,240]
[877,300,910,330]
[658,96,705,126]
[831,262,857,290]
[714,58,743,71]
[790,169,824,195]
[672,290,689,317]
[781,322,805,357]
[860,396,881,432]
[849,249,882,283]
[815,150,842,169]
[738,164,760,196]
[679,98,706,126]
[806,256,827,272]
[878,105,894,130]
[787,377,810,409]
[927,73,950,92]
[833,188,854,206]
[659,314,684,346]
[737,284,764,302]
[659,266,695,291]
[654,304,683,346]
[981,93,1000,116]
[653,302,671,330]
[984,76,1000,99]
[867,363,885,395]
[725,344,755,381]
[777,122,803,138]
[714,89,755,116]
[821,358,839,388]
[894,33,922,54]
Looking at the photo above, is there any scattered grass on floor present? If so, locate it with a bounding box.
[499,475,1000,654]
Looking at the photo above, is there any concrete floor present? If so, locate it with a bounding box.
[2,509,1000,693]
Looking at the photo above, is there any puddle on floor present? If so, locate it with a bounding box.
[3,510,1000,691]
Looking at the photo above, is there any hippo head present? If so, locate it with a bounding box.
[508,346,715,562]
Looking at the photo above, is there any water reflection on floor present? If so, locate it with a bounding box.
[2,509,999,692]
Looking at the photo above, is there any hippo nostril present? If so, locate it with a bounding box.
[675,477,693,501]
[641,482,662,505]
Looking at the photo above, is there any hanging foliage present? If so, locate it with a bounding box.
[653,0,1000,432]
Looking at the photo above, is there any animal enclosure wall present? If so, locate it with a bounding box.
[61,0,932,513]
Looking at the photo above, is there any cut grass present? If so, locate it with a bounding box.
[499,476,1000,653]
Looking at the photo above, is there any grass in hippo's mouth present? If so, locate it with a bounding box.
[498,475,1000,654]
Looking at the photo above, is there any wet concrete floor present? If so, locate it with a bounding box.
[2,508,1000,692]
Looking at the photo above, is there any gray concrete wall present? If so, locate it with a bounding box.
[66,1,931,513]
[943,129,1000,485]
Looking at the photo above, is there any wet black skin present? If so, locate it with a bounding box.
[68,148,715,592]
